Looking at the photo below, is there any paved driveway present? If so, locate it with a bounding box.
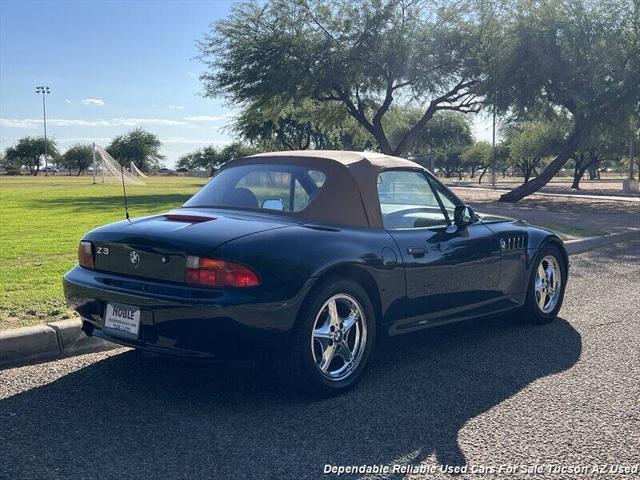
[1,241,638,480]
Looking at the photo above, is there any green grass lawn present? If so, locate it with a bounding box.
[0,175,207,330]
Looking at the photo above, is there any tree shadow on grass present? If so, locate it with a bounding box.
[0,314,581,480]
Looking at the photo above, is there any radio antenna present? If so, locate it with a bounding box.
[120,162,132,222]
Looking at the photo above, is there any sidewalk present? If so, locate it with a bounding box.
[451,185,640,203]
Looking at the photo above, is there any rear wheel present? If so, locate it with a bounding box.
[523,245,567,324]
[281,278,376,396]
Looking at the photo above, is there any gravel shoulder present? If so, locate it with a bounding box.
[1,241,638,480]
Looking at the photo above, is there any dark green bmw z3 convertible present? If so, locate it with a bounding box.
[64,150,568,395]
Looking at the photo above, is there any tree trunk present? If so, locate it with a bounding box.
[500,125,584,203]
[478,166,489,184]
[373,126,394,155]
[519,159,533,184]
[571,155,586,189]
[571,167,587,189]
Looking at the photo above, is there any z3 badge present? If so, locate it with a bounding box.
[96,247,110,255]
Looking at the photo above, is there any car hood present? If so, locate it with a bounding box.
[477,212,518,223]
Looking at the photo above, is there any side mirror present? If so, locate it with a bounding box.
[262,198,285,211]
[454,205,474,226]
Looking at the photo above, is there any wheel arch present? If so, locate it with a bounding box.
[304,263,383,328]
[539,235,569,272]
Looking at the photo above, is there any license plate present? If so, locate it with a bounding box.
[104,303,140,338]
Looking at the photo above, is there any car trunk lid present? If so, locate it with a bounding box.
[90,208,298,282]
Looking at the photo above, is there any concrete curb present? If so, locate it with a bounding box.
[49,319,115,356]
[0,319,115,370]
[0,325,60,368]
[565,228,640,256]
[1,229,638,370]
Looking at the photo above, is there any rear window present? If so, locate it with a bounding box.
[184,164,326,212]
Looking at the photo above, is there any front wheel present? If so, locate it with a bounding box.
[523,244,567,324]
[281,278,376,396]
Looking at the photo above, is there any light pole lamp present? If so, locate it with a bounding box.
[35,86,50,175]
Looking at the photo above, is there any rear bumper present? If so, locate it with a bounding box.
[63,266,313,359]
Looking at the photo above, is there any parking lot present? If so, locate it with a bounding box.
[1,241,638,480]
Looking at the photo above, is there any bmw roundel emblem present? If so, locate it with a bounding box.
[129,250,140,266]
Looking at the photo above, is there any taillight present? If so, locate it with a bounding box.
[78,241,94,269]
[185,256,260,288]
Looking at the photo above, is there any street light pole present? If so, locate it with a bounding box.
[630,117,636,180]
[35,86,50,176]
[491,105,497,189]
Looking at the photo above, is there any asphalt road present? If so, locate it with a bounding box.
[1,241,639,480]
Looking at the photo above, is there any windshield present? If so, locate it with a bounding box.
[184,164,327,212]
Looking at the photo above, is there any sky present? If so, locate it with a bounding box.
[0,0,492,167]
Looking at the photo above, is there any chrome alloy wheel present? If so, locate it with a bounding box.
[311,294,367,381]
[535,255,562,314]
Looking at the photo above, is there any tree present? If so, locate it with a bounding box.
[106,128,164,172]
[60,144,93,176]
[419,113,473,178]
[177,143,258,176]
[503,119,567,184]
[462,142,493,183]
[235,98,373,151]
[570,119,635,188]
[199,0,485,156]
[177,146,226,175]
[385,110,473,178]
[437,148,467,179]
[494,143,511,178]
[489,0,640,202]
[4,137,58,175]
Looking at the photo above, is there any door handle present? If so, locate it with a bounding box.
[407,247,426,257]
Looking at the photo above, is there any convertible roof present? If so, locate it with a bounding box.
[226,150,426,228]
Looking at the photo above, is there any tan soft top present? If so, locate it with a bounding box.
[224,150,425,228]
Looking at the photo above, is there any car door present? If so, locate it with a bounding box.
[377,170,502,333]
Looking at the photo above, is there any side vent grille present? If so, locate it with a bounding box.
[500,235,526,251]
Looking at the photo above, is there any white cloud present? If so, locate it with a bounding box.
[168,105,184,110]
[56,137,112,144]
[81,98,105,106]
[113,117,187,126]
[65,99,72,104]
[183,113,234,122]
[162,136,228,145]
[0,117,188,128]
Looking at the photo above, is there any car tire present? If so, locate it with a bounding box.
[523,244,567,324]
[279,278,377,396]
